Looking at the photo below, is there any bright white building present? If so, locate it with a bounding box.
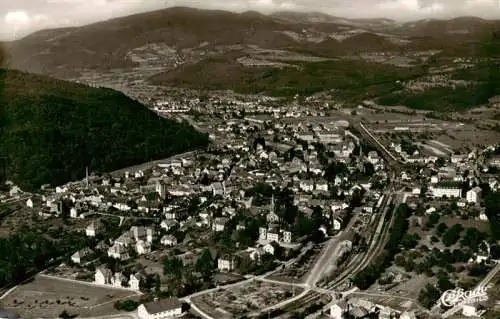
[137,298,183,319]
[466,187,482,204]
[430,184,462,198]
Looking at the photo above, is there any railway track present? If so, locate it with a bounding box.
[323,193,397,290]
[281,291,328,313]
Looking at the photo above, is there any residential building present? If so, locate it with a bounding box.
[315,180,328,192]
[95,267,113,285]
[136,240,152,255]
[466,187,482,204]
[212,217,228,232]
[86,220,105,237]
[430,183,463,198]
[129,273,144,291]
[281,230,292,244]
[156,180,168,199]
[333,218,342,231]
[71,248,93,264]
[330,301,347,319]
[259,227,267,241]
[107,243,130,260]
[161,219,178,232]
[137,298,183,319]
[267,227,280,242]
[161,235,178,246]
[131,226,146,242]
[217,256,236,272]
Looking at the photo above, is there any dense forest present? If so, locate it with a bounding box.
[0,69,209,190]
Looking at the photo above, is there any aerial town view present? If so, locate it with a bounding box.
[0,1,499,319]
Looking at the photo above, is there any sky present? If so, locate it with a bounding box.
[1,0,499,40]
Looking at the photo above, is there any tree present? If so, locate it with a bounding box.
[163,257,183,277]
[436,222,448,235]
[401,233,420,250]
[442,224,464,247]
[437,272,455,291]
[195,249,214,279]
[114,300,139,312]
[490,244,500,259]
[426,212,440,228]
[418,284,441,309]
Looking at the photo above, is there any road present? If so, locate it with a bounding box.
[307,218,359,288]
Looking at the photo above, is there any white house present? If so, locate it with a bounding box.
[212,217,228,232]
[315,180,329,192]
[136,240,151,255]
[84,213,100,226]
[267,229,280,242]
[333,218,342,231]
[26,198,34,208]
[71,248,93,264]
[330,302,346,319]
[259,227,267,241]
[466,187,482,204]
[217,256,236,272]
[107,243,130,260]
[69,207,78,218]
[161,235,178,246]
[281,230,292,244]
[95,267,112,285]
[137,298,183,319]
[129,273,143,291]
[367,151,380,165]
[161,219,178,232]
[299,180,314,192]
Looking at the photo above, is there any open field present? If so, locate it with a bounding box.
[0,275,140,319]
[192,281,302,318]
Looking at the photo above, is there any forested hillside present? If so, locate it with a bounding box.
[0,69,209,190]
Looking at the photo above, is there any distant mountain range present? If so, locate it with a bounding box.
[3,7,498,78]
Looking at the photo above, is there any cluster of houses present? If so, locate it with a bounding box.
[94,266,144,291]
[107,226,155,260]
